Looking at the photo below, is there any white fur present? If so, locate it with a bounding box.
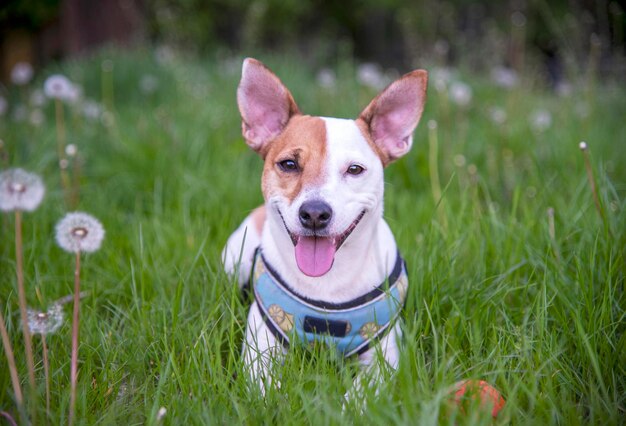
[224,117,403,404]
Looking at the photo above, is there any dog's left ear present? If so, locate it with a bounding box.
[358,69,428,165]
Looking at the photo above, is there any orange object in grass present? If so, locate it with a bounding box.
[452,380,506,418]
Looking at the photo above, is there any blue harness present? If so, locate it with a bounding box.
[250,249,408,357]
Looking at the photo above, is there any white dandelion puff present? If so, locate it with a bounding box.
[55,212,105,253]
[139,75,159,94]
[155,45,175,65]
[488,106,507,125]
[556,81,573,97]
[449,81,472,107]
[156,407,167,421]
[82,100,102,121]
[29,109,45,127]
[316,69,336,89]
[357,63,388,90]
[44,74,74,100]
[65,144,77,157]
[27,305,64,335]
[575,102,590,119]
[0,168,46,212]
[432,67,452,84]
[579,141,588,151]
[65,83,83,105]
[530,109,552,132]
[30,89,47,107]
[490,66,518,89]
[11,62,34,86]
[12,105,27,122]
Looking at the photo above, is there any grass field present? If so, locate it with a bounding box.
[1,48,625,425]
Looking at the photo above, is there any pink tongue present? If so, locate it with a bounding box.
[294,236,336,277]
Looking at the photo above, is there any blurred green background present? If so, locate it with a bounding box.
[0,1,625,425]
[1,0,625,85]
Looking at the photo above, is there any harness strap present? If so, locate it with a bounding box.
[251,250,409,357]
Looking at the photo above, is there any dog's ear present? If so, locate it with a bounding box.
[237,58,300,156]
[358,69,428,165]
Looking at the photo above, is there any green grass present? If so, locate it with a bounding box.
[1,48,625,425]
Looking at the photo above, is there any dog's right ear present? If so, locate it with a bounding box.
[237,58,300,156]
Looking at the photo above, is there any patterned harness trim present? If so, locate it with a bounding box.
[251,249,409,357]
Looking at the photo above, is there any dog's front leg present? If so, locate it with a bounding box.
[242,301,285,395]
[344,322,403,408]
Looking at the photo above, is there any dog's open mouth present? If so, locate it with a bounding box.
[278,209,366,277]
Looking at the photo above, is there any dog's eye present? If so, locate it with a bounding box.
[346,164,365,175]
[278,159,299,172]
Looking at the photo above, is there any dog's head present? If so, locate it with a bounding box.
[237,58,427,278]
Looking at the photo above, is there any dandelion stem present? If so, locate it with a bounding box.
[15,210,37,390]
[69,251,81,426]
[0,309,24,408]
[547,207,561,262]
[428,120,448,233]
[71,154,80,208]
[55,99,71,206]
[42,335,50,421]
[580,142,604,222]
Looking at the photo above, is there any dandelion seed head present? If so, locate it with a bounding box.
[156,407,167,421]
[490,67,518,89]
[82,100,102,120]
[55,212,105,253]
[449,81,472,107]
[453,154,466,167]
[30,89,47,107]
[11,62,34,86]
[434,40,450,57]
[0,168,45,212]
[27,304,64,335]
[556,81,573,97]
[434,79,447,93]
[579,141,588,151]
[428,120,438,130]
[29,109,45,127]
[65,83,83,105]
[59,159,69,170]
[12,105,27,122]
[511,11,526,27]
[140,75,159,94]
[488,106,507,125]
[44,74,74,100]
[155,45,175,65]
[530,109,552,132]
[101,59,114,73]
[316,69,336,89]
[66,144,77,157]
[357,63,388,90]
[101,111,115,127]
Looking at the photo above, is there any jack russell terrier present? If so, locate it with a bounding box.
[223,58,427,400]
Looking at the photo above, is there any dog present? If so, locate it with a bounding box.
[223,58,427,400]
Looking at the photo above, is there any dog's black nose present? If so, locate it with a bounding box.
[299,200,333,230]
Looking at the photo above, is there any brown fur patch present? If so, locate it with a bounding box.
[261,115,327,203]
[354,118,391,166]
